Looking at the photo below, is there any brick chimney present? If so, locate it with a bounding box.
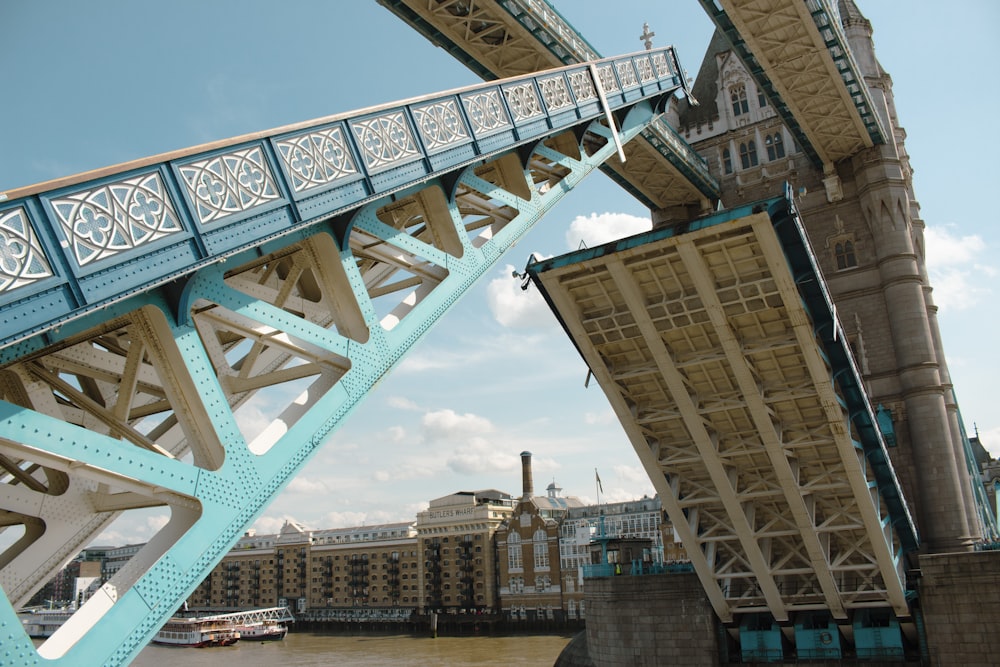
[520,451,533,500]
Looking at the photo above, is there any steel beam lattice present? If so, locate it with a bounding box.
[380,0,721,213]
[698,0,886,170]
[0,49,683,666]
[528,188,917,625]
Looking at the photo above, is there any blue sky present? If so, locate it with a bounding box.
[1,1,996,545]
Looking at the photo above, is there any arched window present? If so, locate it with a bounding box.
[835,241,857,269]
[533,528,549,569]
[730,85,749,116]
[758,90,768,107]
[739,141,758,169]
[507,533,523,570]
[766,132,785,161]
[722,147,733,174]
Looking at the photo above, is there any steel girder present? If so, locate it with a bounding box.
[380,0,721,211]
[699,0,886,170]
[528,191,916,625]
[0,52,677,666]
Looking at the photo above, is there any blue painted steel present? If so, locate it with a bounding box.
[767,185,919,553]
[378,0,719,207]
[795,613,842,660]
[739,614,784,663]
[0,47,682,357]
[853,609,905,660]
[0,52,678,667]
[958,407,1000,541]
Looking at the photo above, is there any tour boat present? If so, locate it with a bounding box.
[18,608,74,638]
[235,620,288,641]
[152,616,240,648]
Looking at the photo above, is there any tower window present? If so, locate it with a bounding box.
[739,141,758,169]
[722,148,732,174]
[765,133,785,161]
[835,241,857,269]
[730,85,749,116]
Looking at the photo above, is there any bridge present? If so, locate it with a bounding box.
[528,188,919,648]
[0,39,686,665]
[0,1,993,665]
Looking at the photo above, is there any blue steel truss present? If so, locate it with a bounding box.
[379,0,720,208]
[0,49,683,665]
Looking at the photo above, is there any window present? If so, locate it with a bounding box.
[533,529,549,569]
[722,148,732,175]
[730,85,749,116]
[765,132,785,161]
[739,141,758,169]
[507,533,523,570]
[835,241,857,269]
[758,90,768,108]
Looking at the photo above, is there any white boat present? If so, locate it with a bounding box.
[235,620,288,641]
[18,608,74,638]
[152,616,240,648]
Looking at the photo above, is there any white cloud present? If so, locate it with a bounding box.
[487,264,558,329]
[396,346,491,373]
[565,212,651,251]
[925,224,985,266]
[373,470,391,482]
[612,464,653,488]
[146,514,169,534]
[387,425,406,442]
[446,442,519,475]
[924,225,993,312]
[285,476,328,495]
[250,515,289,535]
[421,409,494,442]
[977,424,1000,458]
[320,511,369,528]
[584,409,618,426]
[387,396,420,411]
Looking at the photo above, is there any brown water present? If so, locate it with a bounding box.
[128,632,573,666]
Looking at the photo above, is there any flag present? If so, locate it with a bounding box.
[595,468,603,494]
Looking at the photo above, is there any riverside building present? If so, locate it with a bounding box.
[495,452,687,622]
[414,489,515,613]
[187,491,516,617]
[176,452,686,622]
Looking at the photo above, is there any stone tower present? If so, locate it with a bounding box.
[668,0,980,552]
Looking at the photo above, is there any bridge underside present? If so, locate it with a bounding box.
[528,190,916,627]
[700,0,885,171]
[379,0,721,216]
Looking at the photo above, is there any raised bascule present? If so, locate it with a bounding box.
[0,34,687,666]
[1,1,996,665]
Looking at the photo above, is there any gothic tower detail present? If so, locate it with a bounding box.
[676,0,980,551]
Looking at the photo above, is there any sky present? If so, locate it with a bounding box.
[0,1,997,547]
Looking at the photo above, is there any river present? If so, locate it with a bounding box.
[128,632,573,666]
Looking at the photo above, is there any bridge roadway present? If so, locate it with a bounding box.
[378,0,722,220]
[527,188,917,628]
[0,49,684,666]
